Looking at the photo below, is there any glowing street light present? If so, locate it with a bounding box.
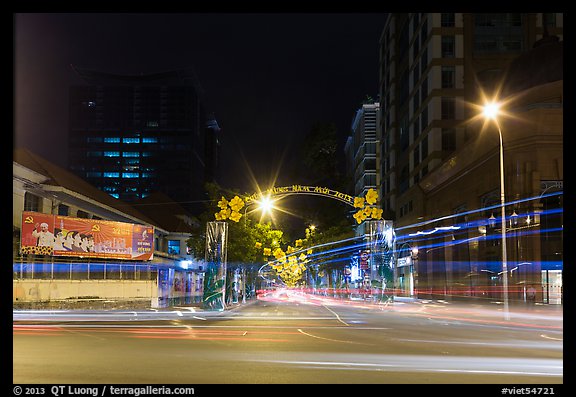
[482,101,501,120]
[482,100,510,321]
[257,195,275,215]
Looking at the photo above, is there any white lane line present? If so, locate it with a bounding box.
[193,316,207,321]
[252,359,562,377]
[14,324,390,331]
[541,334,563,341]
[297,329,372,345]
[322,305,349,326]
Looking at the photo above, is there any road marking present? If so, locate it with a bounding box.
[541,334,563,341]
[322,305,349,326]
[251,359,562,377]
[297,329,371,345]
[193,316,207,321]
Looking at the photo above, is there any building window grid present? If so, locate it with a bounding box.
[24,192,41,212]
[442,36,456,58]
[442,66,456,88]
[441,13,456,27]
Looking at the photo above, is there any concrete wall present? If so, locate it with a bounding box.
[13,279,158,302]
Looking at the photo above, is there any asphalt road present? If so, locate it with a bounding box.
[13,290,563,384]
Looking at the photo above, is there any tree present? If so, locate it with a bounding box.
[187,182,288,265]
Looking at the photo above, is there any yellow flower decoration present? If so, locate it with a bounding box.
[229,210,242,222]
[299,253,307,261]
[229,195,245,212]
[273,247,285,260]
[295,239,303,247]
[216,208,231,220]
[371,207,383,220]
[255,242,262,249]
[365,188,378,205]
[354,196,365,208]
[353,210,364,224]
[263,247,272,256]
[217,197,229,210]
[363,206,373,217]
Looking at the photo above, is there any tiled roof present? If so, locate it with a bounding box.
[132,191,199,234]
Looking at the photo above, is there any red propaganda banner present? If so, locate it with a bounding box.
[20,212,56,256]
[21,212,154,260]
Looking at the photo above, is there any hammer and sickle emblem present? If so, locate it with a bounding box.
[24,216,34,224]
[91,224,101,232]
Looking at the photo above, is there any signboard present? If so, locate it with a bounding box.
[397,256,412,268]
[21,211,154,260]
[360,250,370,270]
[244,185,356,207]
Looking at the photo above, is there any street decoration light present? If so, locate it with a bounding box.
[257,195,274,215]
[353,188,383,224]
[215,195,245,222]
[214,187,384,287]
[481,100,510,320]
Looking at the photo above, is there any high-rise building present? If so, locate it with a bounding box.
[345,100,380,236]
[378,13,563,223]
[378,13,563,302]
[68,66,220,215]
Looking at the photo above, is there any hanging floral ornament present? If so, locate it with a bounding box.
[214,194,245,222]
[366,188,378,205]
[352,188,382,224]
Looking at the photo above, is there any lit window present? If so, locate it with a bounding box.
[123,137,140,144]
[104,137,121,143]
[123,152,140,157]
[110,193,120,199]
[122,172,139,178]
[142,137,158,143]
[168,240,181,255]
[103,172,120,178]
[103,151,120,157]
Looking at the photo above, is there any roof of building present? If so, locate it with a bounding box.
[70,64,204,93]
[131,191,200,234]
[13,147,159,228]
[502,33,563,96]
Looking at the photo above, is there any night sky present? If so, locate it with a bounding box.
[14,13,387,193]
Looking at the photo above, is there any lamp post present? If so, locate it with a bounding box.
[483,101,510,320]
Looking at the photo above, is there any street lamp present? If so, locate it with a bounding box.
[482,100,510,320]
[243,194,276,226]
[257,195,274,215]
